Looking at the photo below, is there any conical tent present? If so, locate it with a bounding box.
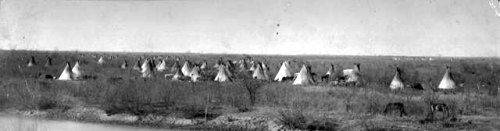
[132,60,142,71]
[326,64,334,75]
[239,59,248,71]
[274,61,293,81]
[345,64,361,83]
[44,57,52,67]
[293,65,315,85]
[438,66,457,89]
[141,59,154,78]
[262,63,271,81]
[72,61,82,79]
[200,61,207,69]
[249,61,257,71]
[171,67,184,81]
[27,56,36,67]
[171,60,181,72]
[252,63,266,80]
[189,66,202,82]
[156,59,168,72]
[121,60,128,69]
[181,61,193,76]
[97,57,105,65]
[389,67,404,90]
[214,65,232,82]
[58,62,73,80]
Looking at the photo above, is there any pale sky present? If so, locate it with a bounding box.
[0,0,499,57]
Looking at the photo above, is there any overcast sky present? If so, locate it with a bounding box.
[1,0,499,57]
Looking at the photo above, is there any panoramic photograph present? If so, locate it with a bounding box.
[1,0,500,130]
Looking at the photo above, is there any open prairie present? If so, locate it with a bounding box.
[1,50,500,130]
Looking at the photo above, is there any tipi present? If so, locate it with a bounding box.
[249,61,257,72]
[171,67,184,81]
[132,59,142,71]
[121,60,128,69]
[97,56,105,65]
[389,67,404,90]
[171,59,181,73]
[72,60,82,79]
[141,59,154,78]
[274,61,293,81]
[181,61,193,76]
[252,63,266,80]
[325,64,334,76]
[292,65,315,85]
[58,62,73,80]
[239,59,248,72]
[27,56,36,67]
[200,61,208,69]
[44,57,52,67]
[262,63,271,81]
[438,66,457,89]
[156,59,168,72]
[214,65,232,82]
[343,63,361,84]
[189,65,202,82]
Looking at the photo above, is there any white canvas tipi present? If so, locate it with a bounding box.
[262,63,271,81]
[438,66,457,89]
[44,57,52,67]
[27,56,36,67]
[171,67,184,81]
[252,63,266,80]
[389,67,404,90]
[72,61,82,79]
[292,65,315,85]
[274,61,293,81]
[156,59,168,72]
[97,56,105,65]
[325,64,334,76]
[344,63,361,83]
[200,61,208,69]
[121,60,128,69]
[171,60,181,73]
[58,62,73,80]
[214,65,232,82]
[239,59,248,72]
[181,61,193,76]
[249,61,257,72]
[141,59,154,78]
[132,60,142,71]
[189,66,202,82]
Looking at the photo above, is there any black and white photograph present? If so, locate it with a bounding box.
[0,0,500,130]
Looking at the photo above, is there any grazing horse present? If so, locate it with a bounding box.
[383,102,407,117]
[428,102,450,120]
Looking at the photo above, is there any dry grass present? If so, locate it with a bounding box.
[1,50,500,130]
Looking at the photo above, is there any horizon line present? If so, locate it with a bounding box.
[1,49,498,59]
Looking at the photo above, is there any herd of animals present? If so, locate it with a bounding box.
[20,54,471,121]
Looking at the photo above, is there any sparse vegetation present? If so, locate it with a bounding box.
[0,50,499,130]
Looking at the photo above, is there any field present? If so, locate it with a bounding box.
[1,50,500,130]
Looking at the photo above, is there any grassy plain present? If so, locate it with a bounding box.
[0,50,499,130]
